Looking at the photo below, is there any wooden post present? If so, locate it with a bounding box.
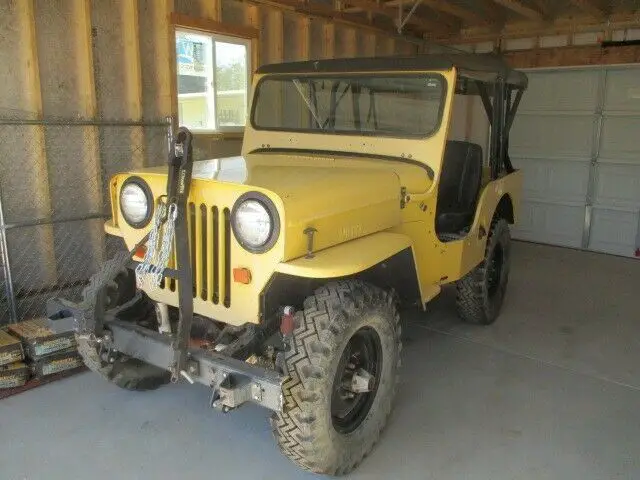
[244,4,261,68]
[0,0,56,294]
[197,0,221,21]
[140,0,174,164]
[344,27,358,58]
[298,17,311,61]
[364,32,377,57]
[33,0,103,273]
[323,23,336,59]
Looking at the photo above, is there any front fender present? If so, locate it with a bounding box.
[275,232,412,278]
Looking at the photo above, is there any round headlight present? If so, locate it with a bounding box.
[231,193,280,252]
[119,177,153,228]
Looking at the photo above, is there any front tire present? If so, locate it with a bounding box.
[456,218,511,325]
[77,252,170,391]
[272,281,401,476]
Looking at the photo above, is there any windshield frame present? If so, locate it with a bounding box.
[249,72,448,140]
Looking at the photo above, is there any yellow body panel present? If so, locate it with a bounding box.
[275,232,413,279]
[106,66,523,325]
[388,171,523,293]
[112,172,286,326]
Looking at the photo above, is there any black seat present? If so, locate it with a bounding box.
[436,140,483,235]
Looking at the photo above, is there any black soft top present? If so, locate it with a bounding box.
[256,53,528,89]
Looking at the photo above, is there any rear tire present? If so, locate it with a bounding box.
[456,218,511,325]
[77,253,170,391]
[271,280,401,475]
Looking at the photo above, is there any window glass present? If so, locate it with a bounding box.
[252,74,445,137]
[215,42,248,128]
[176,30,250,132]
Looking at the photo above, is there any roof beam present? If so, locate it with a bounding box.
[340,0,454,34]
[492,0,544,21]
[436,11,640,44]
[505,43,640,69]
[244,0,427,43]
[568,0,606,19]
[380,0,460,28]
[396,0,488,25]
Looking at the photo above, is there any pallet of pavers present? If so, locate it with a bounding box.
[0,318,85,399]
[0,328,24,367]
[0,329,27,389]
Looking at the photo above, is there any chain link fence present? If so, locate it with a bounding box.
[0,118,172,325]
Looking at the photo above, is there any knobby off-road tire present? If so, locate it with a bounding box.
[77,252,170,391]
[272,280,401,476]
[456,218,511,325]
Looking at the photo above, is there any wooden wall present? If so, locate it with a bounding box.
[0,0,414,314]
[0,0,418,161]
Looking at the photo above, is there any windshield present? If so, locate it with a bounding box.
[251,74,446,138]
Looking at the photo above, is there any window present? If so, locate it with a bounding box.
[175,29,251,132]
[251,74,445,138]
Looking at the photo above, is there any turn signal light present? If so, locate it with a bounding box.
[233,267,252,284]
[133,244,147,259]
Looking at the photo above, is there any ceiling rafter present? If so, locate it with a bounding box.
[244,0,427,43]
[379,0,460,29]
[340,0,457,34]
[413,0,490,25]
[492,0,545,21]
[568,0,607,19]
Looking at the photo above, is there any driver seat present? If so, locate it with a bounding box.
[436,140,483,235]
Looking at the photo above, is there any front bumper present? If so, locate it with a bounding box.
[47,303,285,413]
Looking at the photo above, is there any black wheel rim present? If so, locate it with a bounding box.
[331,326,382,434]
[487,244,504,298]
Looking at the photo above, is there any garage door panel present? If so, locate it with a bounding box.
[518,70,599,112]
[593,163,640,210]
[599,116,640,160]
[510,116,595,157]
[514,157,590,206]
[588,208,639,257]
[512,66,640,257]
[512,201,585,248]
[604,69,640,112]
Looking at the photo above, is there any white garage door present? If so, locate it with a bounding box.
[510,66,640,258]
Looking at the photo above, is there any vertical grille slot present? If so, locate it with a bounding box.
[188,203,196,297]
[212,206,219,304]
[157,201,229,309]
[199,204,207,300]
[223,208,231,308]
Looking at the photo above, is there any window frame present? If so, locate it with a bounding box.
[172,14,256,135]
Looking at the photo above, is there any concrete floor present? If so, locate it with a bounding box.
[1,242,639,479]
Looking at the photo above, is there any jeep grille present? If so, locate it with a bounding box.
[161,202,231,308]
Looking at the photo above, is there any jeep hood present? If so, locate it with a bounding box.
[134,153,413,259]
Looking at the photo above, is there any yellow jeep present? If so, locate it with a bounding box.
[50,53,527,475]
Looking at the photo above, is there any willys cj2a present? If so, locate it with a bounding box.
[49,53,527,476]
